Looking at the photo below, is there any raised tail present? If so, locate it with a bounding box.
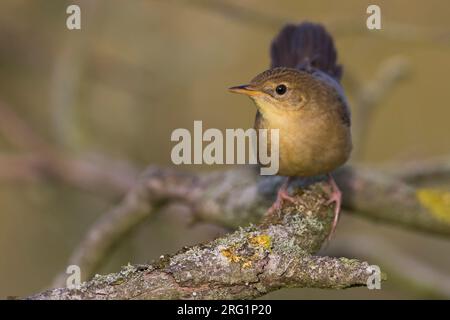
[270,22,342,81]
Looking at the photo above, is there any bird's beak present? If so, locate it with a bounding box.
[228,84,262,97]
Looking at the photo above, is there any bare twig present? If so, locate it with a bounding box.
[0,153,138,196]
[49,0,99,148]
[351,56,410,158]
[0,100,52,153]
[0,101,139,195]
[51,166,202,287]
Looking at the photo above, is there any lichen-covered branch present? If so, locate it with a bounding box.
[330,235,450,299]
[32,184,379,300]
[335,166,450,236]
[53,163,450,287]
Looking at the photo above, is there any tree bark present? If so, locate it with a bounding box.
[30,181,381,300]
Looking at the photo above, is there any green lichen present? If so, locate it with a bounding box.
[338,257,359,267]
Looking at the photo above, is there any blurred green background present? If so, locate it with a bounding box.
[0,0,449,299]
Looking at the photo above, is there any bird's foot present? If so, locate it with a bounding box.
[324,174,342,241]
[266,187,296,216]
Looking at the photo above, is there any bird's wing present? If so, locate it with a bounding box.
[312,69,351,126]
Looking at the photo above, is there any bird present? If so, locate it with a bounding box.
[228,22,352,238]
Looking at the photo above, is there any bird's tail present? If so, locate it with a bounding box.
[270,22,342,81]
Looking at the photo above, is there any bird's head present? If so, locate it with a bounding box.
[229,67,312,116]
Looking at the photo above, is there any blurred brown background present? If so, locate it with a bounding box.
[0,0,449,299]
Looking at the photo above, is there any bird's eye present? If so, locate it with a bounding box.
[275,84,287,95]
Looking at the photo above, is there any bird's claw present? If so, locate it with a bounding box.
[266,187,296,216]
[325,175,342,241]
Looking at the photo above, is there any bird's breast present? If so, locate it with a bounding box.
[256,108,352,177]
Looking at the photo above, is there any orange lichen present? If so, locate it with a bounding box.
[248,234,272,250]
[220,234,272,269]
[220,248,242,263]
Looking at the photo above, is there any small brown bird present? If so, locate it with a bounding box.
[229,22,352,237]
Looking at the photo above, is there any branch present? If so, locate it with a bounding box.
[351,56,410,158]
[51,164,450,288]
[330,235,450,298]
[0,100,52,153]
[390,157,450,186]
[0,100,139,196]
[335,166,450,234]
[31,183,378,300]
[0,153,138,196]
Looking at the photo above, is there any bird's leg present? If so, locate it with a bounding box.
[325,173,342,240]
[266,177,296,216]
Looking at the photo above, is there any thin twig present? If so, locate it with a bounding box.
[351,56,410,158]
